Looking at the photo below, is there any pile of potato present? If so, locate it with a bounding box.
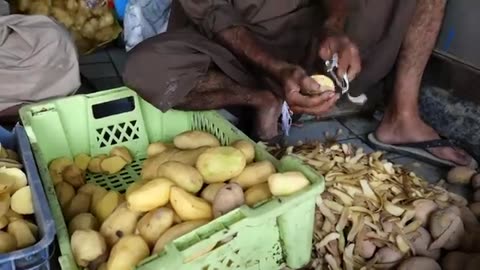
[0,147,39,254]
[15,0,122,54]
[49,130,311,270]
[278,143,480,270]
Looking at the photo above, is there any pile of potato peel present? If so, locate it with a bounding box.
[277,142,480,270]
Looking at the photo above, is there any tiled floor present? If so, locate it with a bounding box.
[80,47,448,185]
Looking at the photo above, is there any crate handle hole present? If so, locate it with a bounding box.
[92,96,135,119]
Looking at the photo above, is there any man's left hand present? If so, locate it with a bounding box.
[318,33,362,81]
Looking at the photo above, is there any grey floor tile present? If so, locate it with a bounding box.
[79,50,110,64]
[390,156,447,184]
[80,63,118,79]
[284,119,355,145]
[108,47,127,74]
[92,77,124,91]
[338,115,379,136]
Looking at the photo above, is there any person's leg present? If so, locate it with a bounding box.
[174,69,282,140]
[375,0,473,166]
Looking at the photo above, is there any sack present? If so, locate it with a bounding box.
[123,0,171,51]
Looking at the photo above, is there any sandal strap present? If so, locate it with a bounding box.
[393,138,454,149]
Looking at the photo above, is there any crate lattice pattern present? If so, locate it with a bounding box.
[96,120,140,148]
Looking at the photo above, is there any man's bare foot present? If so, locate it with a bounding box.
[254,92,282,141]
[375,114,474,166]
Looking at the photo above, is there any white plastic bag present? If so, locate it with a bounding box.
[123,0,172,51]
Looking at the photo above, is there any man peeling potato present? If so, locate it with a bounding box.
[124,0,477,168]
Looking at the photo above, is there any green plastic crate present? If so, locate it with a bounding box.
[19,88,324,270]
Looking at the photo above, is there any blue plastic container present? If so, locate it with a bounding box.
[0,124,56,270]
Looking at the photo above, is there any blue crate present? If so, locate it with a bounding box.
[0,124,56,270]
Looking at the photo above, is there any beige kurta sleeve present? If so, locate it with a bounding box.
[177,0,246,38]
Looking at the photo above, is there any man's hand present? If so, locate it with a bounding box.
[279,65,339,115]
[318,33,362,81]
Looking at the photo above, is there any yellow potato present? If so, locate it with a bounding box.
[77,183,100,196]
[245,183,272,207]
[64,192,91,221]
[0,192,10,217]
[62,164,86,188]
[447,166,476,185]
[153,220,209,253]
[107,235,150,270]
[74,153,91,171]
[200,183,226,203]
[173,130,220,150]
[196,147,246,183]
[169,147,210,166]
[170,187,212,221]
[125,179,148,198]
[0,215,8,230]
[302,74,335,95]
[0,177,15,195]
[49,157,73,184]
[231,140,255,164]
[100,203,142,247]
[165,203,183,224]
[6,149,19,161]
[71,230,107,267]
[0,231,17,253]
[0,167,27,193]
[136,207,174,247]
[11,186,34,215]
[101,156,128,174]
[8,220,36,249]
[90,186,108,210]
[212,183,244,218]
[157,161,204,193]
[24,220,39,238]
[93,190,121,223]
[231,160,276,189]
[68,213,99,235]
[127,178,174,212]
[141,149,179,180]
[147,142,168,157]
[55,182,76,210]
[110,146,133,164]
[268,172,310,196]
[5,209,22,222]
[88,154,108,173]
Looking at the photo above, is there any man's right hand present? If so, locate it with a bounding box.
[278,65,339,115]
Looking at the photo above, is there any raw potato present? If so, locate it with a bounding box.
[107,235,150,270]
[125,179,146,198]
[5,209,22,222]
[200,183,226,203]
[474,189,480,202]
[90,186,108,211]
[231,140,255,164]
[6,149,19,161]
[55,182,75,211]
[429,208,465,250]
[74,153,91,171]
[447,166,476,185]
[25,220,39,238]
[375,246,403,266]
[231,160,276,188]
[153,220,209,253]
[413,199,438,226]
[157,161,204,193]
[441,252,470,270]
[469,202,480,218]
[62,164,86,188]
[0,167,27,192]
[471,174,480,189]
[100,203,142,247]
[100,156,128,174]
[268,171,310,196]
[11,186,34,215]
[0,177,15,194]
[245,183,272,207]
[170,187,213,221]
[196,147,246,183]
[147,142,168,157]
[8,220,36,249]
[397,257,441,270]
[65,192,91,221]
[110,146,133,164]
[69,213,99,235]
[173,130,220,150]
[407,227,440,259]
[301,75,335,95]
[213,183,244,218]
[0,231,17,253]
[49,157,73,184]
[71,230,107,268]
[141,149,180,180]
[136,207,174,247]
[0,192,10,217]
[127,178,174,212]
[77,183,100,196]
[0,216,8,230]
[93,190,121,222]
[88,155,108,173]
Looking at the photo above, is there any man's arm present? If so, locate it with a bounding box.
[323,0,348,33]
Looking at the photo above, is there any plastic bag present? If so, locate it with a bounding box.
[123,0,171,51]
[15,0,122,54]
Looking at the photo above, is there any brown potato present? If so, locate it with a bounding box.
[62,164,86,188]
[88,154,108,173]
[68,213,99,235]
[64,192,91,221]
[447,166,476,185]
[110,146,133,164]
[100,156,128,174]
[212,183,245,218]
[74,153,91,171]
[0,231,17,253]
[397,257,441,270]
[7,220,36,249]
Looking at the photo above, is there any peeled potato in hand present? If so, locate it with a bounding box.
[301,75,335,96]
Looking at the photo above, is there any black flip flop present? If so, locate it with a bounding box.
[367,133,478,169]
